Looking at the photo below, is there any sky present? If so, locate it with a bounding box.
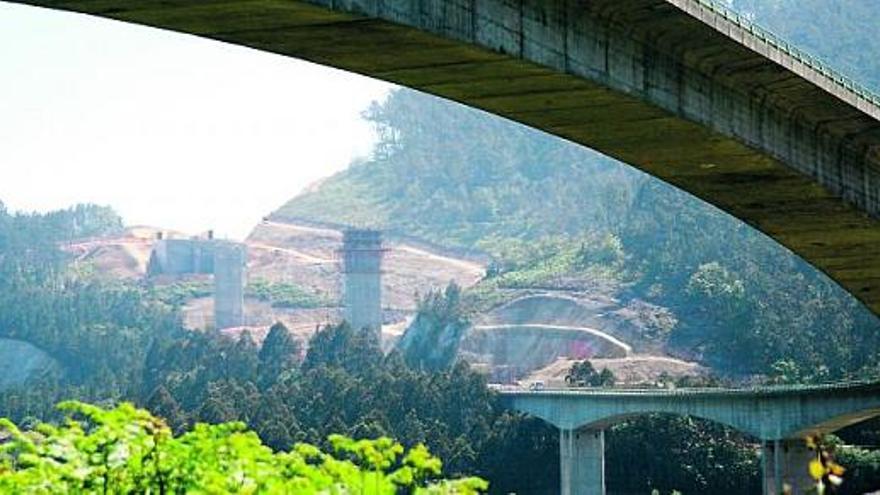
[0,2,392,240]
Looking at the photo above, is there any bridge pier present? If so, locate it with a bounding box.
[560,428,605,495]
[762,439,814,495]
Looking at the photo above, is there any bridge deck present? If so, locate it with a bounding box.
[498,380,880,398]
[500,380,880,439]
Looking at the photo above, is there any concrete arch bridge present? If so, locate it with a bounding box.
[501,381,880,495]
[13,0,880,314]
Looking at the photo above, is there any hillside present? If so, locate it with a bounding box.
[272,0,880,381]
[67,216,692,383]
[62,226,177,278]
[0,338,58,391]
[67,218,486,344]
[274,86,880,381]
[246,220,484,311]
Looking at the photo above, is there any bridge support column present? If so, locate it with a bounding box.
[762,439,814,495]
[560,428,605,495]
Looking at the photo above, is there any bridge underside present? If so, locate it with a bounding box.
[15,0,880,313]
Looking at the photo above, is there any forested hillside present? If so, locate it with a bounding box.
[275,0,880,386]
[0,202,790,494]
[0,204,548,492]
[0,202,178,410]
[277,85,880,379]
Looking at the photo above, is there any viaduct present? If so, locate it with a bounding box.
[501,382,880,494]
[10,0,880,493]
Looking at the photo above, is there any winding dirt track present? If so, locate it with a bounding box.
[247,242,334,264]
[472,324,633,356]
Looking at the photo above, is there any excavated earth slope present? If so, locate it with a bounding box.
[67,221,485,343]
[459,293,692,383]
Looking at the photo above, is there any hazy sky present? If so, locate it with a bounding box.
[0,2,392,240]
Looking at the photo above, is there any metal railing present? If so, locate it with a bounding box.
[496,379,880,397]
[689,0,880,108]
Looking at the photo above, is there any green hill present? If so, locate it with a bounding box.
[276,79,880,379]
[276,0,880,379]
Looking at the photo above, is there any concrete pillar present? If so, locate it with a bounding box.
[341,229,384,344]
[762,439,815,495]
[560,428,605,495]
[214,241,246,329]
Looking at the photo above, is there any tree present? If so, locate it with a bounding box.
[565,360,616,387]
[0,401,489,494]
[598,368,616,388]
[144,385,184,430]
[258,322,301,387]
[399,282,470,372]
[303,322,382,374]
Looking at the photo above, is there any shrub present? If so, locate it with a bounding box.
[0,401,487,494]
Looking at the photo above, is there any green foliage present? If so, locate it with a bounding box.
[0,401,487,494]
[399,283,470,372]
[0,277,179,394]
[276,89,642,247]
[607,415,761,495]
[486,233,626,290]
[564,361,616,388]
[766,359,812,385]
[50,204,125,240]
[686,262,745,301]
[151,279,332,309]
[258,322,302,387]
[137,322,554,490]
[247,279,333,309]
[837,446,880,495]
[151,278,213,307]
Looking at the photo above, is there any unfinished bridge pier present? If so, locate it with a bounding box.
[501,382,880,495]
[148,236,247,330]
[341,229,385,343]
[213,241,247,330]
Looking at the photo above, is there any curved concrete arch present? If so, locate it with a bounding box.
[12,0,880,312]
[557,406,880,441]
[574,410,761,438]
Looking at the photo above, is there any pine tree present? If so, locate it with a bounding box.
[258,322,301,387]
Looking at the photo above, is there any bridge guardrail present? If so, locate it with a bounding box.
[495,379,880,397]
[687,0,880,109]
